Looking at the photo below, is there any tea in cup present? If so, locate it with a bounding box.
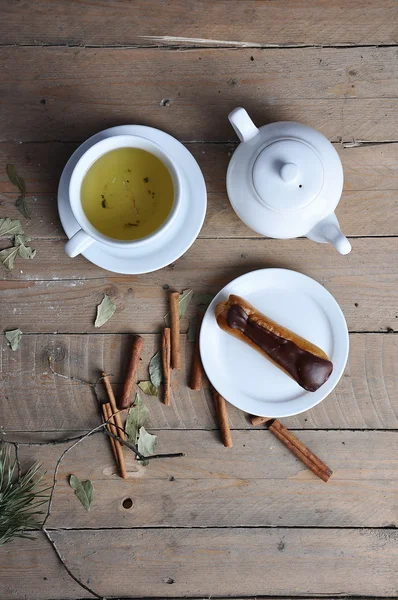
[65,135,180,257]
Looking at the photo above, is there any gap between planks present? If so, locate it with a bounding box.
[2,42,398,50]
[30,524,398,531]
[7,427,398,433]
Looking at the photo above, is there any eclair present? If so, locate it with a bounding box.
[216,294,333,392]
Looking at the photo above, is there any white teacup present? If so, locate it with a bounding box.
[65,135,182,257]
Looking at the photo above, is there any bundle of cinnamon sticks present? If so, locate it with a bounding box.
[100,334,144,477]
[99,290,201,476]
[101,373,128,479]
[163,291,205,403]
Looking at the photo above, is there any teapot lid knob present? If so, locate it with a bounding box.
[280,163,298,183]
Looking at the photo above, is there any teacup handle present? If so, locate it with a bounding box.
[65,229,95,257]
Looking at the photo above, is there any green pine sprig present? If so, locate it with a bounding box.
[0,446,49,545]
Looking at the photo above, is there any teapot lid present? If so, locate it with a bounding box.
[252,139,324,211]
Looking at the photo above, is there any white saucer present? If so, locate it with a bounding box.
[200,269,349,418]
[58,125,207,274]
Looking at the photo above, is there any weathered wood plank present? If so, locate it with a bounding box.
[1,0,397,47]
[6,430,396,529]
[1,141,398,238]
[0,238,397,332]
[1,528,397,599]
[1,333,397,431]
[1,47,398,142]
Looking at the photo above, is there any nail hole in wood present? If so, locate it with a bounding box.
[122,497,133,509]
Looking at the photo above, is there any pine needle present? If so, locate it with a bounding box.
[0,446,49,545]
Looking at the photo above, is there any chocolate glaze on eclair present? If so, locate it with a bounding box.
[227,304,332,392]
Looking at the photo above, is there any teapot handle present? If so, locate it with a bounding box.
[307,213,352,255]
[228,107,259,142]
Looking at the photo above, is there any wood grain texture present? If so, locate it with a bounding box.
[1,47,398,142]
[1,333,397,432]
[1,4,398,600]
[1,0,397,47]
[1,141,398,238]
[1,528,397,599]
[8,430,397,528]
[0,238,397,332]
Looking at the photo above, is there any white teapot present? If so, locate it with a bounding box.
[226,108,351,255]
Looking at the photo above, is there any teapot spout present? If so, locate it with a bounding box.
[228,107,259,142]
[307,214,352,255]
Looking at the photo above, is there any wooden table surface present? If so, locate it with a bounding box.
[1,2,398,599]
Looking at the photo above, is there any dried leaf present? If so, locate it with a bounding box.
[194,292,215,307]
[0,246,20,271]
[69,475,93,511]
[0,218,24,236]
[14,234,31,245]
[0,229,36,269]
[137,426,157,466]
[4,328,22,351]
[14,234,36,259]
[17,244,36,260]
[94,294,116,328]
[164,288,193,326]
[149,350,163,388]
[125,393,149,444]
[138,380,159,396]
[6,164,25,195]
[16,195,31,220]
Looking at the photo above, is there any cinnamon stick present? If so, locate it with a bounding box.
[169,291,181,369]
[102,402,119,467]
[102,375,127,479]
[212,388,233,448]
[189,312,204,391]
[268,419,332,483]
[250,415,272,427]
[102,373,126,442]
[119,335,144,409]
[162,327,171,406]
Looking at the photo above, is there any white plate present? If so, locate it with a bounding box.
[200,268,349,418]
[58,125,206,274]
